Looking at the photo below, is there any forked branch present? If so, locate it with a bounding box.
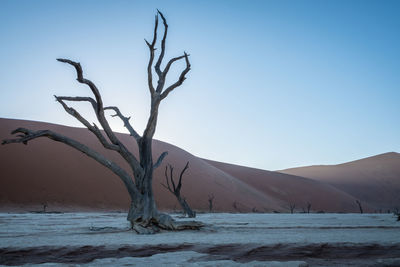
[56,58,118,144]
[56,59,143,175]
[161,161,195,217]
[142,11,191,141]
[161,162,189,194]
[56,59,103,109]
[160,52,190,100]
[145,10,191,98]
[104,106,141,141]
[55,96,119,151]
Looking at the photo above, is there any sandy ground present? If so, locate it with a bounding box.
[1,213,400,266]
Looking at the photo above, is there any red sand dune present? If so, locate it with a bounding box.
[206,160,366,213]
[0,118,388,213]
[279,152,400,212]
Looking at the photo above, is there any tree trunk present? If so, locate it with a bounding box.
[127,138,159,230]
[177,196,196,218]
[127,187,157,225]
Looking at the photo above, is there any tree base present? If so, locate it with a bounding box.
[129,212,204,234]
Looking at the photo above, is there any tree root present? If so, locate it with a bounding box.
[129,212,204,234]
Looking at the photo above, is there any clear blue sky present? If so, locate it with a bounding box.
[1,0,399,170]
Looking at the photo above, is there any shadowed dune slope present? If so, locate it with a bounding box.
[0,118,378,213]
[279,153,400,211]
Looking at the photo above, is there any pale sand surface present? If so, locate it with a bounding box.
[0,213,399,266]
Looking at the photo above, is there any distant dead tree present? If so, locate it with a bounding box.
[307,202,312,213]
[161,162,196,218]
[2,10,202,234]
[42,203,47,213]
[393,207,400,221]
[302,202,311,213]
[233,201,239,212]
[289,203,296,214]
[355,200,363,214]
[208,194,215,213]
[303,202,312,213]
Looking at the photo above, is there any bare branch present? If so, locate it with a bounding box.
[160,182,172,193]
[56,59,103,109]
[2,128,139,197]
[55,96,97,110]
[57,58,143,175]
[104,106,141,142]
[169,164,176,192]
[161,162,195,217]
[154,9,168,79]
[151,14,158,47]
[163,55,186,77]
[163,165,174,194]
[145,14,159,95]
[55,96,119,151]
[155,54,186,93]
[177,161,189,192]
[160,52,191,100]
[153,151,168,169]
[57,59,112,138]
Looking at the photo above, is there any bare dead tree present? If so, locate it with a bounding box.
[161,162,196,218]
[208,194,215,213]
[42,203,47,213]
[233,201,240,212]
[355,200,363,214]
[392,207,400,221]
[2,10,202,234]
[394,207,399,217]
[306,202,311,213]
[289,203,295,214]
